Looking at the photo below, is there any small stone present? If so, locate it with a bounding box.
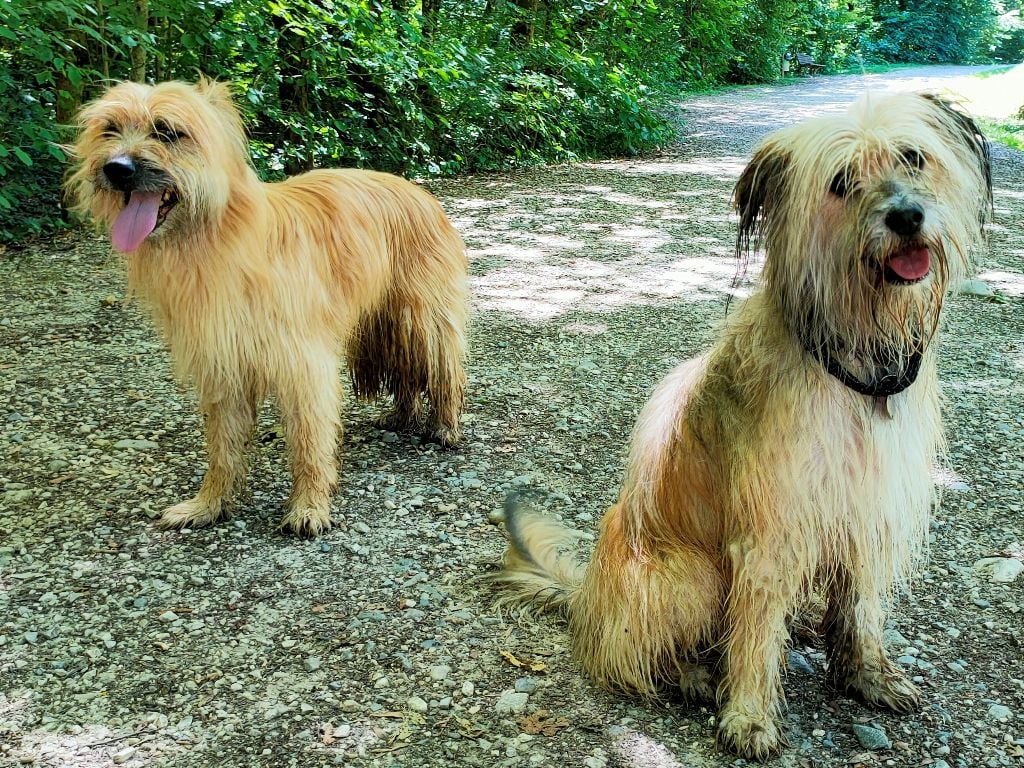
[851,723,891,750]
[495,690,529,714]
[973,557,1023,584]
[113,438,159,451]
[957,279,994,297]
[461,681,475,697]
[787,650,815,674]
[158,611,178,623]
[374,676,390,689]
[429,664,451,681]
[303,656,321,672]
[514,677,538,694]
[340,699,359,712]
[987,704,1012,722]
[112,747,137,764]
[883,628,910,648]
[407,696,429,713]
[336,723,351,738]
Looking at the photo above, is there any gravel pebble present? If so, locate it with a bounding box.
[495,690,529,714]
[851,723,891,750]
[973,556,1023,583]
[987,704,1012,721]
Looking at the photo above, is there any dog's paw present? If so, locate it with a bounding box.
[431,423,463,448]
[157,498,225,530]
[677,662,716,703]
[716,708,785,761]
[375,408,426,435]
[840,664,921,713]
[279,506,333,538]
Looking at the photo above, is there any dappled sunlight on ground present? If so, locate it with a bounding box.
[978,268,1024,297]
[447,163,744,320]
[1,692,181,766]
[612,726,702,767]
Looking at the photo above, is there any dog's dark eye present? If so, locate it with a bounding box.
[900,148,926,172]
[829,170,852,198]
[101,122,119,138]
[153,121,185,143]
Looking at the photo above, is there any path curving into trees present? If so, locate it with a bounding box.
[0,66,1021,767]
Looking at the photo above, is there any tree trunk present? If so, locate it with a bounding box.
[421,0,441,38]
[274,14,314,173]
[510,0,539,45]
[55,27,86,125]
[130,0,148,82]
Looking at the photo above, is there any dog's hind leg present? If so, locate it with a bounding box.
[159,389,259,530]
[571,511,723,699]
[823,566,920,712]
[424,304,467,447]
[351,295,466,447]
[277,349,341,537]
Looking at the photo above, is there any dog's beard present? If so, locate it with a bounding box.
[782,229,952,388]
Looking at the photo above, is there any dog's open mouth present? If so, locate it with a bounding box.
[111,188,179,253]
[882,245,931,285]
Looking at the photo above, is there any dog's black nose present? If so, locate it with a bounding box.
[885,203,925,237]
[103,156,137,190]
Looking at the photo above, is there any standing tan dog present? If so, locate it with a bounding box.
[66,79,468,537]
[491,92,990,758]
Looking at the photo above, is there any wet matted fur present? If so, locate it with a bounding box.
[66,79,468,537]
[491,92,991,759]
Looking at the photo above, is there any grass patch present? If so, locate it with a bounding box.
[981,117,1024,152]
[973,65,1016,79]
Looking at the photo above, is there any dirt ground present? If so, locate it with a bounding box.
[1,66,1022,768]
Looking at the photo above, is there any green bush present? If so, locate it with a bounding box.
[0,0,1007,244]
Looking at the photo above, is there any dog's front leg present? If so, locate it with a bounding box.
[716,537,792,760]
[823,566,920,712]
[277,352,340,537]
[158,393,257,530]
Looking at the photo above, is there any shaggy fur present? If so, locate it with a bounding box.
[491,92,991,759]
[66,79,468,537]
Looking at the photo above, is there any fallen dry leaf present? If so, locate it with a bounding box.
[500,649,547,673]
[519,709,570,737]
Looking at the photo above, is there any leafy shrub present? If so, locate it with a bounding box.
[0,0,1007,243]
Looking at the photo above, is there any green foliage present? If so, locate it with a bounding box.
[0,0,1008,243]
[863,0,999,63]
[991,4,1024,63]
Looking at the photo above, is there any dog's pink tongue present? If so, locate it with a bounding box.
[111,191,161,253]
[887,246,930,280]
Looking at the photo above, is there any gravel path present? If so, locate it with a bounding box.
[1,65,1022,768]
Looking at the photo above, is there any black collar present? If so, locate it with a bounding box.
[803,336,924,397]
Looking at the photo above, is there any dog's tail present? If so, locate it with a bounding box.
[489,492,585,615]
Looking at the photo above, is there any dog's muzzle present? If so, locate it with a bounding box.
[101,154,179,253]
[880,202,930,285]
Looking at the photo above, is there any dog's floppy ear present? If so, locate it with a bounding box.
[919,93,992,216]
[734,140,790,254]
